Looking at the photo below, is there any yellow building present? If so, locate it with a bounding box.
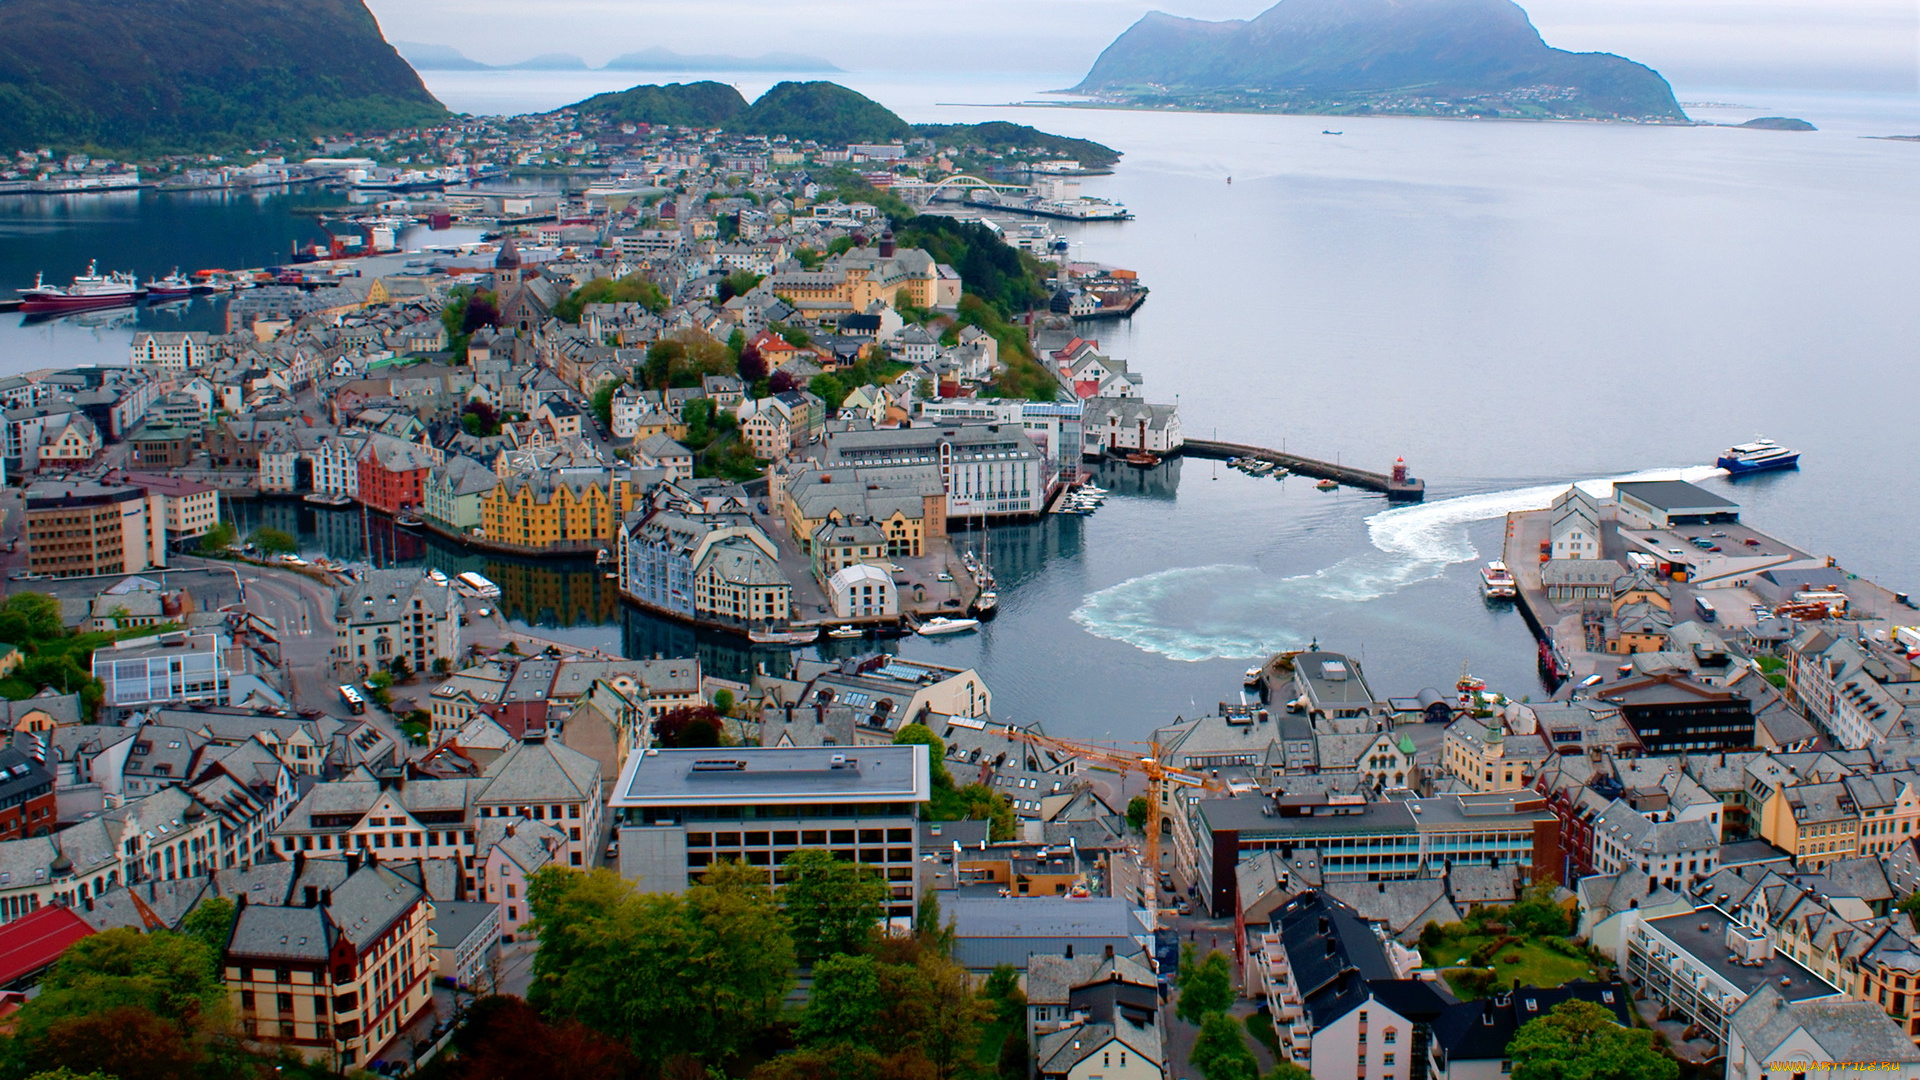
[761,245,946,315]
[224,859,436,1069]
[1442,720,1534,793]
[1757,780,1858,869]
[480,468,637,551]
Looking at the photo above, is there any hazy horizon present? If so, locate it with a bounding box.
[366,0,1919,94]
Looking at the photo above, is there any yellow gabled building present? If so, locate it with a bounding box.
[479,467,638,552]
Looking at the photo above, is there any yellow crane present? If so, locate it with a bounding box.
[1002,730,1228,915]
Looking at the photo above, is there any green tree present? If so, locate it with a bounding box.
[646,340,686,391]
[591,376,625,430]
[798,953,884,1047]
[1176,945,1236,1024]
[181,897,236,958]
[1189,1013,1259,1080]
[809,373,847,411]
[246,527,296,555]
[1508,1000,1678,1080]
[893,723,952,788]
[914,892,954,957]
[726,327,747,358]
[782,849,887,963]
[10,927,227,1049]
[0,593,65,644]
[26,1070,119,1080]
[196,520,236,555]
[553,275,667,323]
[711,687,735,716]
[1126,796,1149,832]
[1268,1060,1314,1080]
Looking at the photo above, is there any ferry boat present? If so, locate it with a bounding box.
[917,616,980,637]
[1716,438,1800,475]
[1480,561,1518,600]
[18,262,145,311]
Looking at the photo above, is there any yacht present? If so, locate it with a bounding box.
[972,592,999,618]
[1716,438,1800,475]
[1480,561,1518,600]
[916,616,980,637]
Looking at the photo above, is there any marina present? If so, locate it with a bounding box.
[1184,439,1426,501]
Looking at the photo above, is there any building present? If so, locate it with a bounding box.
[827,563,898,620]
[1427,982,1635,1080]
[356,434,436,516]
[0,905,94,989]
[634,434,693,481]
[127,421,195,469]
[334,570,461,676]
[480,467,636,552]
[1079,397,1183,458]
[422,455,498,535]
[91,631,231,711]
[1623,904,1840,1041]
[948,897,1152,975]
[1548,485,1604,560]
[816,424,1048,520]
[611,745,931,919]
[1594,673,1756,754]
[23,480,167,577]
[427,900,499,993]
[36,414,102,469]
[1293,651,1380,722]
[0,747,56,841]
[130,331,211,371]
[222,856,436,1069]
[103,471,219,544]
[1726,985,1920,1080]
[1613,480,1740,530]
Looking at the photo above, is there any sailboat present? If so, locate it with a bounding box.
[972,504,998,618]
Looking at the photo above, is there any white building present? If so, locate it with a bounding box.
[828,563,898,620]
[334,569,461,675]
[1727,984,1920,1080]
[129,331,211,372]
[1549,485,1603,560]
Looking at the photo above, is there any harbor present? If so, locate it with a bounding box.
[1182,439,1426,501]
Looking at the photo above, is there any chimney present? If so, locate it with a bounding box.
[321,889,332,908]
[304,885,319,907]
[1104,944,1114,960]
[879,232,896,258]
[346,851,361,875]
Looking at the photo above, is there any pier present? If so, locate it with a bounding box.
[1182,440,1426,501]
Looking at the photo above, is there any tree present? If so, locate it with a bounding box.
[1267,1060,1314,1080]
[656,705,726,748]
[1126,796,1149,832]
[809,373,847,411]
[717,270,763,302]
[434,657,453,675]
[1189,1013,1258,1080]
[553,275,667,323]
[196,520,236,555]
[914,892,955,957]
[769,369,798,394]
[448,995,631,1080]
[1176,945,1236,1024]
[711,688,735,716]
[893,723,952,788]
[0,593,65,643]
[798,953,884,1047]
[21,1006,201,1080]
[782,849,887,962]
[389,654,412,679]
[995,1032,1028,1080]
[591,376,624,430]
[461,292,500,334]
[737,342,768,384]
[246,527,296,555]
[1508,1000,1678,1080]
[181,897,236,958]
[462,400,503,437]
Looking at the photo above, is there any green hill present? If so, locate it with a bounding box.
[566,82,750,128]
[730,82,914,145]
[910,122,1121,170]
[0,0,447,152]
[1074,0,1683,121]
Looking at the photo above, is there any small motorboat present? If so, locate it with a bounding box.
[1316,479,1339,491]
[826,625,865,639]
[1125,452,1161,468]
[917,616,980,637]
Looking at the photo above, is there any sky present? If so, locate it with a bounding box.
[365,0,1920,94]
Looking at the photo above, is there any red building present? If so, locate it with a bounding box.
[0,906,93,989]
[356,435,435,516]
[0,748,56,841]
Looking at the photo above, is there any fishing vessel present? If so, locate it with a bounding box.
[1480,561,1518,600]
[145,269,200,298]
[917,616,980,637]
[1716,438,1800,475]
[18,262,145,310]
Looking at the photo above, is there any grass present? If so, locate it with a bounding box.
[1246,1010,1283,1059]
[970,1014,1019,1076]
[1423,935,1594,999]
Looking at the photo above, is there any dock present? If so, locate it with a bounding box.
[1182,440,1426,501]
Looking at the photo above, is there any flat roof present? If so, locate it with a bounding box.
[1614,481,1739,512]
[1642,905,1838,1001]
[610,745,930,807]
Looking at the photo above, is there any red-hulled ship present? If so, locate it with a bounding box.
[18,262,145,311]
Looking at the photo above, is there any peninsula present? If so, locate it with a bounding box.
[1071,0,1686,122]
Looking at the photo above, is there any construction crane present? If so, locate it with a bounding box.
[1002,730,1228,917]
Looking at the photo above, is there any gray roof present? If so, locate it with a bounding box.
[1614,480,1739,512]
[611,745,929,807]
[429,900,498,951]
[1730,984,1920,1065]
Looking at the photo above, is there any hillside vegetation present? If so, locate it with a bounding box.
[0,0,447,152]
[566,82,750,128]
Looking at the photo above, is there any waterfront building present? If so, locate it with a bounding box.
[333,569,460,676]
[610,745,931,918]
[779,463,945,557]
[619,511,792,624]
[478,466,636,551]
[356,433,437,515]
[222,857,436,1069]
[422,454,498,534]
[827,563,898,620]
[1613,480,1741,531]
[1293,651,1381,722]
[1548,485,1604,560]
[1079,397,1183,458]
[813,423,1048,521]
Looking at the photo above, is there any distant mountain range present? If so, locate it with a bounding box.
[563,81,1121,167]
[1072,0,1684,122]
[395,42,841,74]
[0,0,446,152]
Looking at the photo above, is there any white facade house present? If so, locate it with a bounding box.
[828,563,898,620]
[1080,397,1183,457]
[1549,485,1604,560]
[129,331,211,372]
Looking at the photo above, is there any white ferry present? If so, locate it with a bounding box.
[1480,561,1518,600]
[1716,438,1800,475]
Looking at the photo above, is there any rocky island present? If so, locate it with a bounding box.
[1070,0,1686,122]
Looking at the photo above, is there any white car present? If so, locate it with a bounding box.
[937,571,954,582]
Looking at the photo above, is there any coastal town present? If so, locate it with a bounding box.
[0,36,1915,1080]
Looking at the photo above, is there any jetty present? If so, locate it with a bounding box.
[1182,440,1426,501]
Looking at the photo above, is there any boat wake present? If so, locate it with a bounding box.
[1070,465,1726,662]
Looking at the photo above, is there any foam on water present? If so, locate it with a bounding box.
[1071,465,1727,661]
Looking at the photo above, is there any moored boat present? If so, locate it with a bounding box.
[972,592,999,618]
[1316,479,1339,491]
[1716,438,1800,475]
[18,262,145,311]
[749,627,821,645]
[1125,452,1161,468]
[826,625,865,639]
[916,616,980,637]
[304,493,354,507]
[1480,561,1518,600]
[145,269,199,297]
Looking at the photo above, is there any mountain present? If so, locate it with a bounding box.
[0,0,447,152]
[393,41,490,71]
[603,48,842,73]
[565,83,750,128]
[1073,0,1683,121]
[501,53,591,71]
[731,82,913,145]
